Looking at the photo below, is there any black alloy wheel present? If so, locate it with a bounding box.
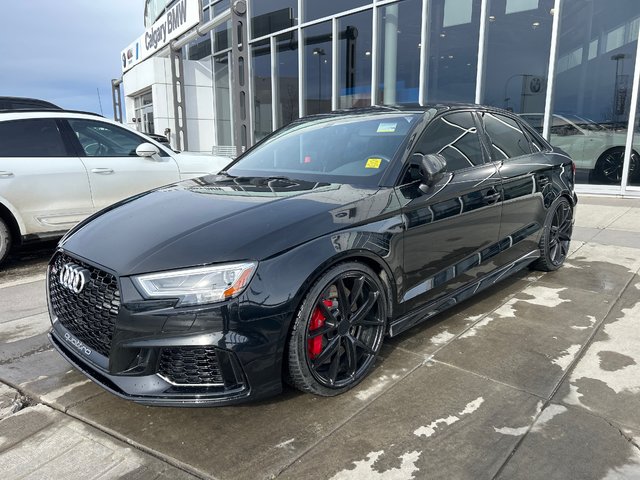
[594,148,639,184]
[534,197,573,272]
[287,262,387,396]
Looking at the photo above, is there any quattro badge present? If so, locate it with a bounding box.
[59,264,90,294]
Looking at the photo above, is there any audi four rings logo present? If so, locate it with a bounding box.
[59,264,90,294]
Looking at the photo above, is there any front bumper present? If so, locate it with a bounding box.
[49,325,256,406]
[47,252,290,407]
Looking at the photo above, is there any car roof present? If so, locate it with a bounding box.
[0,96,61,110]
[0,109,105,121]
[301,103,525,120]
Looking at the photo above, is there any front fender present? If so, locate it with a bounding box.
[238,214,405,327]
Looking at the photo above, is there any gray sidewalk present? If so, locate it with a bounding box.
[1,195,640,479]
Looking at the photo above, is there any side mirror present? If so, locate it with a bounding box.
[136,142,160,158]
[410,153,447,193]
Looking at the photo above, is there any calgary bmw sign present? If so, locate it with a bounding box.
[121,0,199,72]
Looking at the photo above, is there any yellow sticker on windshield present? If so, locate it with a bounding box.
[366,158,382,169]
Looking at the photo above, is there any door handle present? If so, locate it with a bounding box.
[484,190,501,204]
[91,168,114,175]
[538,175,550,186]
[0,171,14,178]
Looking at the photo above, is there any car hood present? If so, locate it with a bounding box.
[61,175,385,275]
[172,152,231,176]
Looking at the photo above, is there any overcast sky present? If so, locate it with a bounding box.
[0,1,145,118]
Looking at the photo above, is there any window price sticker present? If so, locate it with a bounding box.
[366,158,383,169]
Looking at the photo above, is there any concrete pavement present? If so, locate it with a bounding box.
[1,195,640,479]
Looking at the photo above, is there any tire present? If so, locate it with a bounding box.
[533,197,573,272]
[0,217,11,266]
[593,147,639,184]
[287,262,387,396]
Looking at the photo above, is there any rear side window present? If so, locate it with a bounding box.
[524,128,546,152]
[481,112,532,160]
[413,112,485,171]
[0,118,68,157]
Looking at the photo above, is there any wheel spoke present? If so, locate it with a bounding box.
[349,276,365,309]
[354,336,377,356]
[327,348,341,385]
[350,291,379,326]
[313,336,340,366]
[344,336,358,377]
[357,318,386,327]
[560,242,569,256]
[558,232,572,242]
[316,299,338,324]
[308,323,338,339]
[336,278,350,318]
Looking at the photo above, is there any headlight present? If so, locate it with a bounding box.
[132,262,257,306]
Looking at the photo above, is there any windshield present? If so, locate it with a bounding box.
[226,113,422,186]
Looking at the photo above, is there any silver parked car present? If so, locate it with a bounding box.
[520,113,639,184]
[0,109,231,264]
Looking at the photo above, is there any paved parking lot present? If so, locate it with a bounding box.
[1,195,640,479]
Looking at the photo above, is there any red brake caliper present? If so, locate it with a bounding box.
[308,300,333,359]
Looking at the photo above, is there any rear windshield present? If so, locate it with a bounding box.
[227,113,422,186]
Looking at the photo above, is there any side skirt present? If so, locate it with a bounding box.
[388,250,540,337]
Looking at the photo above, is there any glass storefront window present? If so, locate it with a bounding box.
[377,0,422,105]
[212,0,230,17]
[304,0,370,23]
[250,0,297,39]
[338,10,373,109]
[304,22,333,115]
[276,31,300,128]
[252,41,273,141]
[552,0,639,186]
[627,93,640,187]
[425,0,481,102]
[214,20,232,53]
[188,33,212,61]
[483,0,554,114]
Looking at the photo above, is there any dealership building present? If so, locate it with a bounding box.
[117,0,640,195]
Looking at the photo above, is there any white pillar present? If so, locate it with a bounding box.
[383,4,399,105]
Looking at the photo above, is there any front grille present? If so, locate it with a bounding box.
[49,253,120,357]
[158,347,224,386]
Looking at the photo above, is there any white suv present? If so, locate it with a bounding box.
[0,110,231,264]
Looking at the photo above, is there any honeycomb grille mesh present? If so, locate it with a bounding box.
[49,253,120,357]
[158,347,224,385]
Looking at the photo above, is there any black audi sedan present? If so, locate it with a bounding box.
[47,105,576,406]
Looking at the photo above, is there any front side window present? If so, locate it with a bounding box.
[481,112,532,160]
[67,119,163,157]
[0,118,67,157]
[414,112,484,171]
[227,113,422,186]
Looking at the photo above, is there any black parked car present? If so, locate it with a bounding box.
[47,105,576,406]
